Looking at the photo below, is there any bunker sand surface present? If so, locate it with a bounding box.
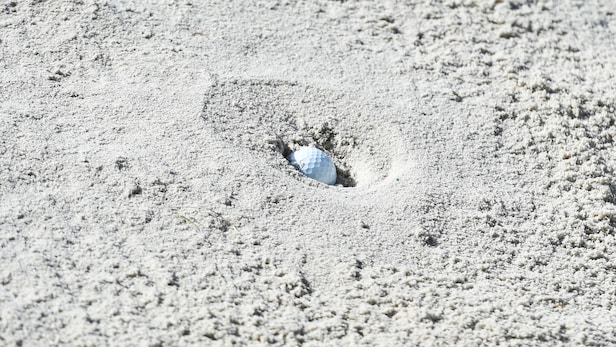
[1,0,616,345]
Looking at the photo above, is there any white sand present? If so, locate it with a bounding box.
[2,0,616,345]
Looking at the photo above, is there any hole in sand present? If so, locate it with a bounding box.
[274,136,356,187]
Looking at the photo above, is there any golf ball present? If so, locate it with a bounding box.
[288,147,337,185]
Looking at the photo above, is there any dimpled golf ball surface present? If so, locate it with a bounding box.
[289,147,337,185]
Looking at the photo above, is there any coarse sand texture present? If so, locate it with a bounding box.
[2,0,616,346]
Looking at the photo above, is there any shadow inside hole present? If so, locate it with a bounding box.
[274,137,294,158]
[336,167,356,187]
[274,137,356,188]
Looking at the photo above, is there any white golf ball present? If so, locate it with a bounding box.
[288,147,337,185]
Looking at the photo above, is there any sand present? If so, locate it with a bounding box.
[2,0,616,345]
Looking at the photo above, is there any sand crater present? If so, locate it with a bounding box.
[201,78,400,188]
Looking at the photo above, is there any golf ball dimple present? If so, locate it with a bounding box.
[288,147,337,185]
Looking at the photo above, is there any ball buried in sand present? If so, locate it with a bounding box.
[288,147,337,185]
